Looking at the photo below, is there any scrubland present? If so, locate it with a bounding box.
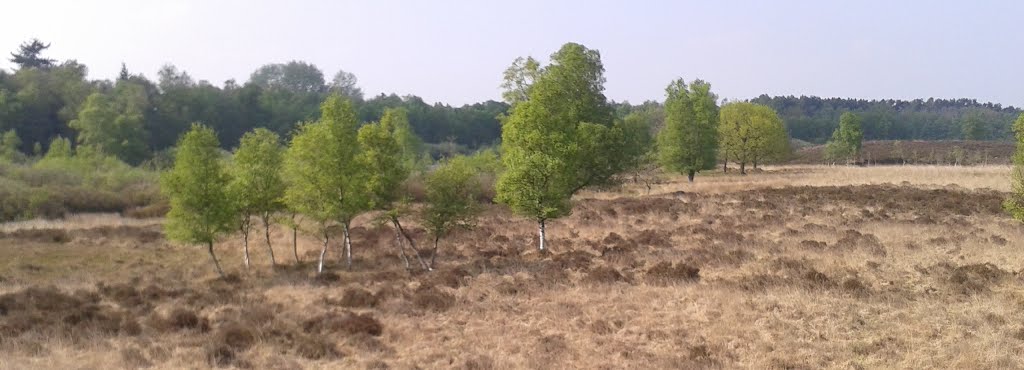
[2,165,1023,369]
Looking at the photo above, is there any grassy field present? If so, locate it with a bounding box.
[1,165,1022,369]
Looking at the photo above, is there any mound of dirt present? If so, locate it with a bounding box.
[0,286,132,340]
[585,266,630,284]
[303,311,383,337]
[412,288,456,312]
[645,262,700,284]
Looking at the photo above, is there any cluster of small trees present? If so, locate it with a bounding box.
[162,97,487,277]
[162,42,802,272]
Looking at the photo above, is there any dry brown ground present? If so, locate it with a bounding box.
[2,165,1023,369]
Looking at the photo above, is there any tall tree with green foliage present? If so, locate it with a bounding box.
[719,102,788,173]
[229,128,286,269]
[357,111,426,270]
[44,136,72,159]
[657,79,719,182]
[0,130,21,161]
[497,42,621,252]
[422,156,482,270]
[824,112,864,164]
[500,56,541,105]
[1005,114,1024,221]
[69,91,149,164]
[162,124,235,278]
[283,95,368,273]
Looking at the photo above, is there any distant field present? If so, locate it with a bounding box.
[2,166,1023,369]
[788,140,1016,165]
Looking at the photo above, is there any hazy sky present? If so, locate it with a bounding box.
[2,1,1022,106]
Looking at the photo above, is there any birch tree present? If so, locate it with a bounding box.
[422,156,481,270]
[497,42,621,252]
[656,79,719,182]
[283,95,368,273]
[162,123,234,278]
[228,128,285,269]
[719,102,788,174]
[357,109,428,271]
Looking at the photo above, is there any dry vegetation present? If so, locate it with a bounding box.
[2,165,1024,369]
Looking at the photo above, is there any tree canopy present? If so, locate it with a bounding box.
[656,79,719,182]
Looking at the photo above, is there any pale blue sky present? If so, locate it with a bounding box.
[2,0,1021,106]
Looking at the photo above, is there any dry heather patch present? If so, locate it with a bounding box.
[4,166,1024,368]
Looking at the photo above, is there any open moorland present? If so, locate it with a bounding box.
[2,165,1024,369]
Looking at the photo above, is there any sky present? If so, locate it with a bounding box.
[2,0,1022,107]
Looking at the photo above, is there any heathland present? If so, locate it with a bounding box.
[2,165,1022,369]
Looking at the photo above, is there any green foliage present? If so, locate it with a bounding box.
[656,79,719,180]
[719,102,789,171]
[161,124,234,246]
[422,156,482,241]
[44,136,72,159]
[69,90,149,164]
[228,128,286,221]
[380,108,424,172]
[497,43,618,225]
[0,130,22,161]
[751,95,1020,142]
[357,117,407,211]
[501,56,541,105]
[960,110,988,140]
[282,95,368,227]
[9,39,56,69]
[825,112,864,163]
[1005,114,1024,222]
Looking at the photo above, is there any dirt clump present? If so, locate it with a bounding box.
[412,288,456,312]
[337,288,378,308]
[645,262,700,284]
[303,311,383,336]
[585,266,630,284]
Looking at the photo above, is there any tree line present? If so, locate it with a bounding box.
[2,39,1019,171]
[751,95,1021,143]
[0,39,507,166]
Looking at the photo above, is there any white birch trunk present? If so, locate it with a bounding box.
[343,223,353,270]
[317,233,329,274]
[263,217,276,266]
[538,219,546,252]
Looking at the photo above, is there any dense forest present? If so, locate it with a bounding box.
[751,95,1022,144]
[0,40,507,165]
[0,39,1019,167]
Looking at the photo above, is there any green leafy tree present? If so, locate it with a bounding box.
[357,113,426,270]
[44,136,72,159]
[824,112,864,164]
[497,42,619,252]
[328,70,364,102]
[656,79,719,182]
[0,130,22,161]
[1005,114,1024,221]
[283,95,368,273]
[719,102,789,173]
[500,56,541,105]
[960,111,987,140]
[69,90,149,164]
[228,128,286,269]
[422,156,482,269]
[162,124,235,278]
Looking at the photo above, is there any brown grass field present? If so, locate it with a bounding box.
[2,165,1023,369]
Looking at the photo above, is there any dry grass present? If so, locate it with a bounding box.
[2,165,1024,369]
